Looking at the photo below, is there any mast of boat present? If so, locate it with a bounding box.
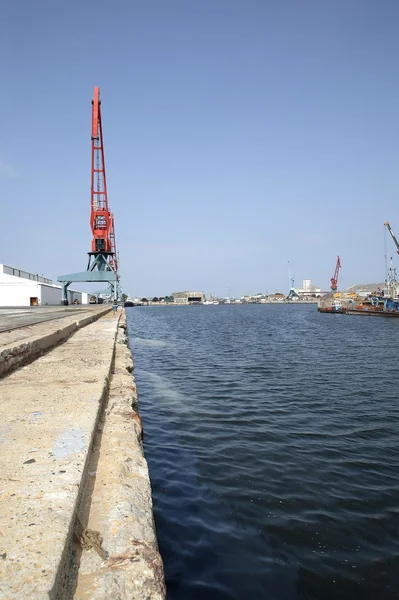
[387,257,397,297]
[384,225,389,292]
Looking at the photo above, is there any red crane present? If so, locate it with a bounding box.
[91,86,113,254]
[58,87,119,303]
[331,256,341,293]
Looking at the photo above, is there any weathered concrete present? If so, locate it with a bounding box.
[0,306,88,332]
[0,309,165,599]
[0,306,111,380]
[0,311,118,598]
[71,313,166,599]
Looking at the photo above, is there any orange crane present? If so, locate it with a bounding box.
[91,87,112,254]
[58,87,119,303]
[90,87,120,293]
[331,256,341,293]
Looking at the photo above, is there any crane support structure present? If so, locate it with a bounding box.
[58,87,119,304]
[330,256,341,293]
[90,87,110,253]
[384,222,399,254]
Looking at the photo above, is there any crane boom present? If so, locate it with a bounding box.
[90,86,112,254]
[331,256,341,292]
[384,222,399,254]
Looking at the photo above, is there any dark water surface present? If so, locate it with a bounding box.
[126,304,399,600]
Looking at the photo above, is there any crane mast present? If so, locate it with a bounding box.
[91,87,112,253]
[88,87,120,294]
[331,256,341,293]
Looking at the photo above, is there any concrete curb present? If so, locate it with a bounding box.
[0,311,120,599]
[70,311,166,599]
[0,307,112,380]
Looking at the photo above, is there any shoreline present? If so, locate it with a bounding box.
[126,300,320,307]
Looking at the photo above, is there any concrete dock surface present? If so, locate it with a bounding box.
[0,306,93,332]
[0,306,112,380]
[0,310,165,599]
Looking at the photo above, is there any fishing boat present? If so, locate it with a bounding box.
[318,298,346,314]
[346,295,399,317]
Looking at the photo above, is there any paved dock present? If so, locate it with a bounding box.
[0,306,96,332]
[0,309,165,599]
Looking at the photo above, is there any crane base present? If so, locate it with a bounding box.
[58,253,118,304]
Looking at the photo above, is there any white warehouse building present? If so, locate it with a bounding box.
[0,264,89,307]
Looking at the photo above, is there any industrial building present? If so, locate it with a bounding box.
[172,291,206,304]
[345,282,393,298]
[296,279,322,298]
[0,264,89,307]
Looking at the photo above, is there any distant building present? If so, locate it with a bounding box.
[296,279,321,298]
[241,294,269,303]
[345,283,394,298]
[172,291,206,304]
[0,263,89,306]
[268,293,286,302]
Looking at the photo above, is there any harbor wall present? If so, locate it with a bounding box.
[70,311,166,599]
[0,309,165,599]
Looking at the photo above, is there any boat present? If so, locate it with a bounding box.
[124,300,143,307]
[346,295,399,317]
[318,298,346,314]
[344,223,399,316]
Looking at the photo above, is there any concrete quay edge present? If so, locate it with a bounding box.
[0,309,166,599]
[69,311,166,599]
[0,306,112,380]
[0,311,119,598]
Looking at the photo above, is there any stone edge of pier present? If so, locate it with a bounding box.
[59,310,166,599]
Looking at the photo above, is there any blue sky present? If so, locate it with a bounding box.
[1,0,399,297]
